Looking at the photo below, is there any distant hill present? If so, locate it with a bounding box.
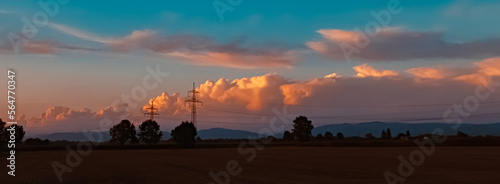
[312,122,500,137]
[29,122,500,141]
[197,128,261,139]
[34,131,112,142]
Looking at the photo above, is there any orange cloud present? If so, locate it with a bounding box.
[406,67,447,79]
[18,106,93,128]
[316,29,360,43]
[166,51,295,69]
[142,92,189,115]
[324,73,342,79]
[353,64,399,78]
[454,57,500,86]
[197,74,286,110]
[280,77,335,105]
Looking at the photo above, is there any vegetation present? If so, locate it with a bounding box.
[324,131,334,140]
[171,121,197,147]
[291,116,314,142]
[138,120,163,145]
[282,131,294,141]
[337,132,345,140]
[365,133,375,139]
[109,119,138,145]
[25,138,50,145]
[0,119,26,146]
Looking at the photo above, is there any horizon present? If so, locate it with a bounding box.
[2,0,500,136]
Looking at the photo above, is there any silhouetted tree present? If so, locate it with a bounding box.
[457,131,469,137]
[291,116,314,142]
[138,120,163,145]
[386,128,392,139]
[283,131,294,141]
[2,123,25,143]
[25,138,50,145]
[171,121,197,147]
[316,133,324,141]
[324,131,334,140]
[337,132,345,140]
[365,133,375,139]
[397,133,406,139]
[381,130,387,139]
[195,136,202,143]
[406,130,411,137]
[109,119,138,145]
[0,119,6,145]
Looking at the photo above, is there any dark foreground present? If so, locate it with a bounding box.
[1,147,499,184]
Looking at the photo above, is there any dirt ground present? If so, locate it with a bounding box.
[1,147,499,184]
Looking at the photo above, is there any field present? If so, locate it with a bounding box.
[1,147,499,184]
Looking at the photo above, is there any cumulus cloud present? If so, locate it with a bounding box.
[17,104,131,134]
[19,59,500,134]
[280,77,336,105]
[142,92,189,115]
[198,74,286,110]
[18,106,92,127]
[307,28,500,61]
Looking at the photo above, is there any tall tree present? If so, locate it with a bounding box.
[282,131,294,141]
[109,119,138,145]
[291,116,314,142]
[365,133,375,139]
[406,130,411,137]
[324,131,334,140]
[386,128,392,139]
[381,130,387,139]
[337,132,345,140]
[138,120,163,145]
[1,120,25,144]
[0,119,6,145]
[171,121,197,147]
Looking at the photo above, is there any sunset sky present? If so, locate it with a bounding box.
[2,0,500,135]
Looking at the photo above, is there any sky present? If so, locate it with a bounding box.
[1,0,500,135]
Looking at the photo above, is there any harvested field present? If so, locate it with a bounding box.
[1,147,499,184]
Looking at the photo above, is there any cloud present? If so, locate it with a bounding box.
[142,92,189,115]
[18,106,93,127]
[49,23,117,44]
[0,10,14,14]
[280,77,336,105]
[198,74,286,110]
[48,23,296,68]
[20,59,500,134]
[17,104,131,134]
[166,51,294,69]
[307,28,500,61]
[454,57,500,86]
[406,67,448,80]
[353,64,399,78]
[324,73,342,79]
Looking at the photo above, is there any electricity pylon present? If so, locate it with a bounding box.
[144,98,159,121]
[185,82,203,127]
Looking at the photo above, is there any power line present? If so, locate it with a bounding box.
[185,82,203,128]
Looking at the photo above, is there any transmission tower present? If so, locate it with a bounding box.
[185,82,203,127]
[144,98,159,121]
